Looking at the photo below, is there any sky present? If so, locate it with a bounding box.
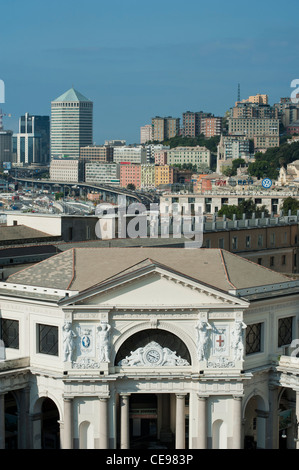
[1,0,299,144]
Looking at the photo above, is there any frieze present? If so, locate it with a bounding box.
[73,312,101,320]
[207,358,235,368]
[72,358,101,369]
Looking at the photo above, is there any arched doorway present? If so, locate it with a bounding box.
[244,395,268,449]
[41,398,60,449]
[278,389,296,449]
[5,392,18,449]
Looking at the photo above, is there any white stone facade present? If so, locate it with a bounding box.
[1,248,299,450]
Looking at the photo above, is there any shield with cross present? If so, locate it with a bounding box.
[213,327,227,355]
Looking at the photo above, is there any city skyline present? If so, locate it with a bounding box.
[1,0,299,145]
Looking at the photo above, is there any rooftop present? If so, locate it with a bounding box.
[5,247,296,295]
[52,87,92,103]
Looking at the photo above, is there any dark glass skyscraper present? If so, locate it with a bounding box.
[13,113,50,165]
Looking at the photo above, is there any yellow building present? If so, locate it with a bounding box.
[155,164,174,187]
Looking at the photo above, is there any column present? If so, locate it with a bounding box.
[296,391,299,450]
[175,394,186,449]
[232,396,242,449]
[160,394,172,443]
[268,385,279,449]
[120,394,130,449]
[197,395,207,449]
[0,393,5,449]
[63,397,73,449]
[19,387,30,449]
[99,397,109,449]
[256,410,269,449]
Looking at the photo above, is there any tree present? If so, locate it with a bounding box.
[218,198,269,220]
[281,197,299,215]
[127,183,136,191]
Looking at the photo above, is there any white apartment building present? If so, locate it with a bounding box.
[140,125,152,144]
[85,162,120,185]
[113,146,147,165]
[167,146,211,168]
[49,158,83,183]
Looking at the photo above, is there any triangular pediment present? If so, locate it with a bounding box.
[60,263,248,308]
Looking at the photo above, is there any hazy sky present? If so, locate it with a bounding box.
[1,0,299,144]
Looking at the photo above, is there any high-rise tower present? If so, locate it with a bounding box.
[13,113,50,165]
[50,87,93,159]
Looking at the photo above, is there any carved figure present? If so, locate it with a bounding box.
[231,320,247,361]
[62,322,77,362]
[97,322,111,363]
[195,320,212,361]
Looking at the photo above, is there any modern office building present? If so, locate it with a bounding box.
[49,157,84,183]
[1,246,299,449]
[0,130,13,167]
[85,162,120,185]
[167,146,211,168]
[80,145,113,163]
[113,146,147,165]
[51,88,93,159]
[13,113,50,165]
[151,117,180,142]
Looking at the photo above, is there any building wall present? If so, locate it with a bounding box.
[119,163,141,189]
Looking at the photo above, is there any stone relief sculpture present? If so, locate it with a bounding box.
[118,341,189,367]
[231,320,247,361]
[97,322,111,363]
[195,320,212,361]
[62,322,77,362]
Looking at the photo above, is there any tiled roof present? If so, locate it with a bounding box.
[6,247,293,294]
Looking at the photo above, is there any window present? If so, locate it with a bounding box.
[232,237,238,250]
[258,235,263,248]
[282,255,286,265]
[246,236,251,248]
[0,319,19,349]
[205,239,211,248]
[278,317,293,347]
[38,324,58,356]
[270,256,275,267]
[218,238,224,249]
[257,258,262,265]
[246,323,262,354]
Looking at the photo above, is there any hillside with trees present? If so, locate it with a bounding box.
[247,141,299,180]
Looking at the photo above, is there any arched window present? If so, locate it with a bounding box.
[79,421,94,449]
[115,329,191,366]
[212,419,227,449]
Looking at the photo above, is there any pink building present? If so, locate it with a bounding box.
[154,151,168,165]
[119,163,141,189]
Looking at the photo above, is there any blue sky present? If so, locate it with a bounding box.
[1,0,299,144]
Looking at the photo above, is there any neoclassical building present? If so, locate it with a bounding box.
[1,247,299,450]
